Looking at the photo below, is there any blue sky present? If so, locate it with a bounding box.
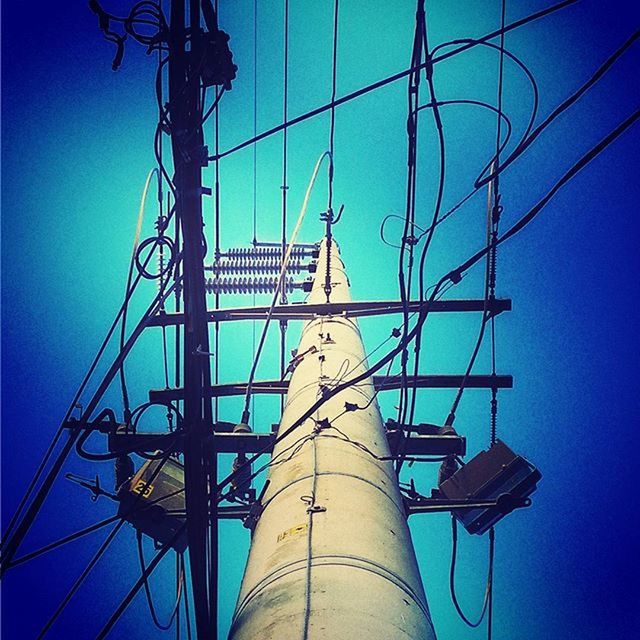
[2,1,639,638]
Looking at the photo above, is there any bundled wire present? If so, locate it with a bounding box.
[396,0,428,428]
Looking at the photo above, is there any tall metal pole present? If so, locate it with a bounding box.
[168,1,216,637]
[229,238,435,639]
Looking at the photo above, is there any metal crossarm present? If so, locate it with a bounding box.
[149,374,512,403]
[147,297,511,326]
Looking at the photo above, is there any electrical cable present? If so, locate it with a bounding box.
[380,98,514,250]
[0,264,183,572]
[214,107,640,501]
[474,28,640,189]
[396,0,427,430]
[95,526,183,639]
[181,552,193,640]
[278,0,292,419]
[137,531,183,630]
[281,0,290,298]
[7,514,121,570]
[485,8,507,635]
[397,3,447,472]
[36,519,125,639]
[449,516,493,628]
[301,429,319,640]
[240,152,333,425]
[119,169,159,422]
[322,0,340,309]
[201,88,226,125]
[207,0,579,163]
[175,550,181,640]
[251,0,259,423]
[328,0,339,210]
[213,85,222,425]
[428,38,539,184]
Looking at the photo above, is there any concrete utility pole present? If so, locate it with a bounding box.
[229,238,435,639]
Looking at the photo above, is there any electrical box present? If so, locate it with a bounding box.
[439,439,541,535]
[118,457,187,551]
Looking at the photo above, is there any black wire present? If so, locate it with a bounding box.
[449,516,493,628]
[281,0,289,306]
[429,38,539,181]
[485,5,506,633]
[213,108,640,501]
[207,0,579,163]
[75,426,177,462]
[379,99,514,250]
[201,88,226,125]
[137,531,183,630]
[399,3,447,472]
[96,527,182,639]
[119,173,164,420]
[1,249,181,557]
[328,0,339,213]
[456,109,640,277]
[7,514,121,570]
[36,520,125,639]
[396,0,426,429]
[474,28,640,190]
[180,553,193,640]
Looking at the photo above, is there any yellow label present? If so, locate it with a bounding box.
[133,480,154,499]
[277,523,308,543]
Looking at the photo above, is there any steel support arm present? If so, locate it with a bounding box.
[149,374,513,403]
[147,297,511,326]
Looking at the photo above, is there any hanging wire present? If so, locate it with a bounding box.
[137,532,184,630]
[486,3,507,637]
[7,515,121,570]
[252,0,259,423]
[119,168,159,422]
[447,4,506,634]
[323,0,340,304]
[181,553,193,640]
[155,7,171,395]
[396,0,426,430]
[213,91,222,424]
[281,0,290,285]
[278,0,291,416]
[213,104,640,517]
[406,2,448,435]
[207,0,579,164]
[328,0,339,212]
[240,152,333,426]
[175,551,181,640]
[449,516,493,628]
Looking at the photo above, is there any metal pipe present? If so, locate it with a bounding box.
[229,238,435,639]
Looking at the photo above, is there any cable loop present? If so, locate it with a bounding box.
[135,235,176,280]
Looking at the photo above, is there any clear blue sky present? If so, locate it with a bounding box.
[2,1,639,638]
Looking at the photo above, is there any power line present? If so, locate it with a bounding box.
[207,0,579,163]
